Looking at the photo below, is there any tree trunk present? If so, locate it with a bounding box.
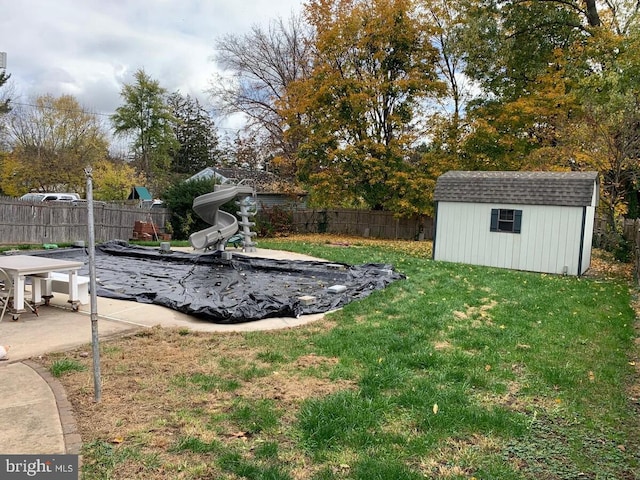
[584,0,601,27]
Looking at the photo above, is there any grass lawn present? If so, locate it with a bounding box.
[37,235,639,479]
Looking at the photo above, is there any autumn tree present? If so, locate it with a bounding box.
[92,156,146,201]
[285,0,445,213]
[459,1,638,216]
[167,92,221,176]
[111,69,178,195]
[209,13,314,177]
[421,0,475,138]
[4,94,108,195]
[221,132,269,171]
[565,28,640,253]
[412,0,481,192]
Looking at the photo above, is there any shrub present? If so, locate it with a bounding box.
[162,178,217,240]
[255,206,294,237]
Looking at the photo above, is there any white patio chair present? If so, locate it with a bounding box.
[0,267,14,322]
[0,268,38,321]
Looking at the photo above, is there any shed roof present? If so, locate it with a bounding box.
[129,186,152,201]
[434,171,599,207]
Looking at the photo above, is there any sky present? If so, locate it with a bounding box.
[1,0,304,135]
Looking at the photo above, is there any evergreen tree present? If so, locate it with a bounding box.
[167,93,221,175]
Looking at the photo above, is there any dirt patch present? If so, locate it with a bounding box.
[583,249,634,282]
[453,299,497,326]
[237,353,351,405]
[38,324,351,473]
[434,340,452,351]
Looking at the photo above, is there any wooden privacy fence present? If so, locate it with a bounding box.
[2,198,432,245]
[0,197,170,245]
[290,209,433,241]
[622,218,640,283]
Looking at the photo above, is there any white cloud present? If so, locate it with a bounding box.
[1,0,303,132]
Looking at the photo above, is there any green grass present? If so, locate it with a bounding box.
[171,372,241,392]
[256,238,639,478]
[49,358,86,377]
[65,237,638,479]
[0,242,77,253]
[229,398,281,434]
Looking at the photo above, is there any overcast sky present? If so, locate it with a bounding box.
[1,0,303,134]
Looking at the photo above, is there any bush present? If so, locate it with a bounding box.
[162,179,218,240]
[255,206,294,237]
[594,221,632,263]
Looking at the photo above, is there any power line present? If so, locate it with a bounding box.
[11,101,114,118]
[9,101,243,132]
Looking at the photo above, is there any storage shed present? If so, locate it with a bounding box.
[432,171,599,276]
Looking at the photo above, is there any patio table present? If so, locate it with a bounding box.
[0,255,84,320]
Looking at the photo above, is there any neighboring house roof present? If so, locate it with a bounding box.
[186,167,228,183]
[129,186,153,201]
[434,171,599,207]
[187,167,304,195]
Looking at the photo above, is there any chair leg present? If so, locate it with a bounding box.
[0,297,8,323]
[26,301,38,316]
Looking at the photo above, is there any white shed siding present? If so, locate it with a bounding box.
[435,202,586,275]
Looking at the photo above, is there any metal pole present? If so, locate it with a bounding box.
[85,166,101,402]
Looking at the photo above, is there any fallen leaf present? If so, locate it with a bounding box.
[433,403,439,414]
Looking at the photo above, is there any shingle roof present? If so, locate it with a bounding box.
[187,167,304,194]
[434,171,599,207]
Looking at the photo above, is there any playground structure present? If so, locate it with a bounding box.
[189,182,257,252]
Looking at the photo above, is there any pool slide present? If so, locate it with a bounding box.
[189,184,255,251]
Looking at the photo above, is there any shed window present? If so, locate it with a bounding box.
[490,209,522,233]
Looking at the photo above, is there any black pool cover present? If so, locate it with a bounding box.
[33,241,405,324]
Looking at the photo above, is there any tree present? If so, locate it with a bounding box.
[413,0,480,190]
[566,28,640,250]
[456,0,640,244]
[0,70,13,194]
[167,92,221,176]
[111,69,178,194]
[4,94,108,195]
[285,0,445,213]
[163,178,218,239]
[0,70,11,115]
[221,131,270,171]
[422,0,475,131]
[92,156,146,201]
[461,0,589,103]
[209,13,314,177]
